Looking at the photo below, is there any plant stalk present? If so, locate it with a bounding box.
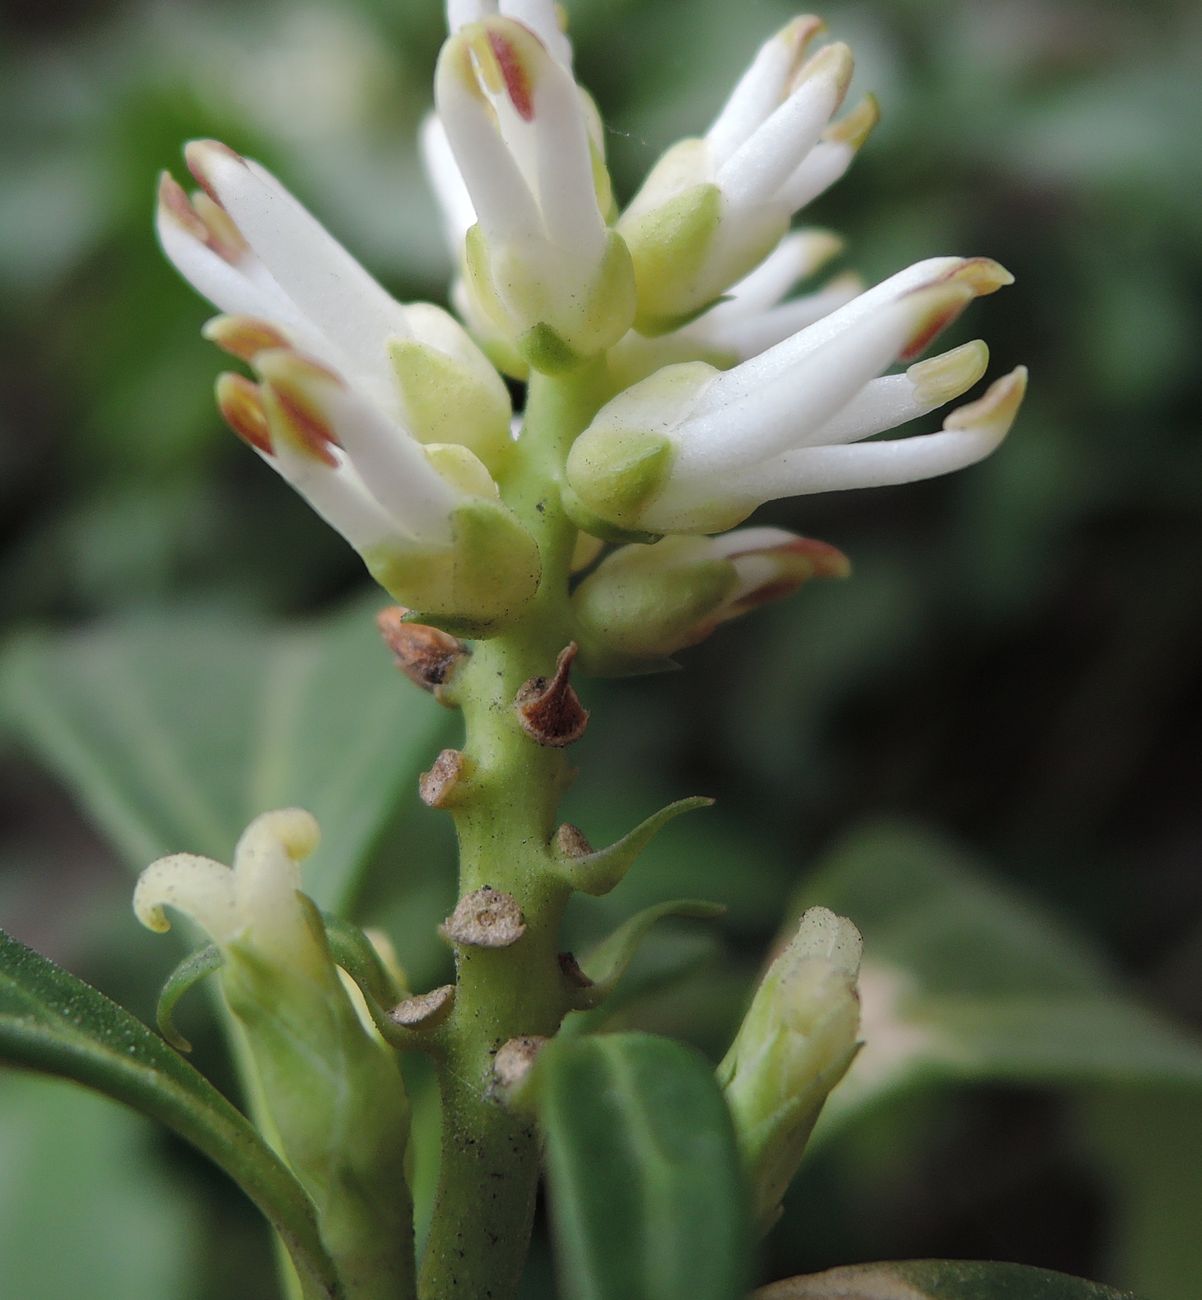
[418,361,611,1300]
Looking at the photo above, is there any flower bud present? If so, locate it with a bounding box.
[135,811,414,1280]
[572,529,849,673]
[718,907,863,1232]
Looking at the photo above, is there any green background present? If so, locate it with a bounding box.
[2,0,1200,1296]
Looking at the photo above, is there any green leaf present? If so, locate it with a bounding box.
[556,797,714,896]
[0,599,448,912]
[572,898,725,1009]
[154,910,402,1055]
[156,942,223,1051]
[755,1260,1136,1299]
[1078,1089,1202,1300]
[0,926,341,1300]
[791,824,1202,1140]
[539,1032,750,1300]
[320,909,404,1011]
[0,1074,196,1300]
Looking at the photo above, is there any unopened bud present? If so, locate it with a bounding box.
[718,906,863,1232]
[573,529,848,673]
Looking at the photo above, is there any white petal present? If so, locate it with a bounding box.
[706,18,823,166]
[313,385,464,544]
[530,46,606,255]
[269,437,405,551]
[675,288,948,473]
[157,202,296,323]
[187,143,412,375]
[435,38,543,246]
[134,853,237,944]
[699,258,969,404]
[447,0,486,28]
[716,44,851,210]
[420,112,478,253]
[726,367,1026,500]
[505,0,573,67]
[693,274,862,359]
[777,138,856,212]
[731,428,1002,498]
[713,230,844,318]
[708,525,802,560]
[798,339,990,446]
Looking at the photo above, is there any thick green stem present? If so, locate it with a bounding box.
[418,362,611,1300]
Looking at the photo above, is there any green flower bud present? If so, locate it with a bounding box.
[135,811,414,1287]
[718,906,863,1232]
[572,529,849,674]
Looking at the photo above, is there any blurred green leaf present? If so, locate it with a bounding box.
[1079,1090,1202,1300]
[578,899,725,995]
[561,899,726,1037]
[793,824,1202,1139]
[0,926,339,1299]
[756,1259,1134,1299]
[0,1073,195,1300]
[0,599,448,912]
[539,1032,751,1300]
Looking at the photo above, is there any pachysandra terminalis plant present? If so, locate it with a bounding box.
[126,3,1032,1298]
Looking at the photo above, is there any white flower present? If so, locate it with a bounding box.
[565,257,1026,537]
[135,809,326,973]
[157,141,539,629]
[618,17,878,334]
[447,0,573,67]
[608,229,863,388]
[434,15,634,371]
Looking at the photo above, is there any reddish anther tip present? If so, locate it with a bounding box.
[487,30,535,120]
[775,537,852,579]
[157,172,208,239]
[184,139,245,204]
[216,373,273,456]
[268,384,342,466]
[203,316,291,362]
[899,285,974,362]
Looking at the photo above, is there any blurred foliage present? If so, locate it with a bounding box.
[2,0,1201,1298]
